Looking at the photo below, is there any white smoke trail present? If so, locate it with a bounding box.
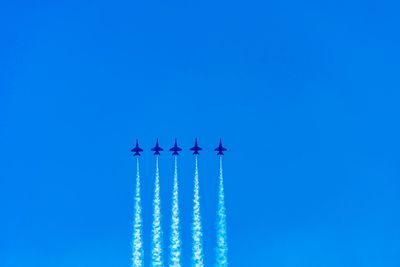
[169,156,182,267]
[192,156,204,267]
[215,156,228,267]
[132,157,144,267]
[152,156,164,267]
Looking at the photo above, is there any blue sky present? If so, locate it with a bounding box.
[1,0,400,266]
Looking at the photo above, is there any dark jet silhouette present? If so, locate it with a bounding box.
[131,139,143,156]
[190,138,202,155]
[169,139,182,155]
[214,138,227,155]
[151,138,164,155]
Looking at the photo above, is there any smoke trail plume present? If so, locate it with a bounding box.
[152,157,164,267]
[132,158,144,267]
[215,156,228,267]
[169,156,182,267]
[192,156,204,267]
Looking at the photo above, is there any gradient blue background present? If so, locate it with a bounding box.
[1,0,400,266]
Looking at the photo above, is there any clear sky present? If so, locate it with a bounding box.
[1,0,400,266]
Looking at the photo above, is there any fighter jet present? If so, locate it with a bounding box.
[214,138,227,155]
[190,138,202,155]
[169,139,182,156]
[131,139,143,156]
[151,138,163,155]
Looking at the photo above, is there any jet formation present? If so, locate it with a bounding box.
[131,138,227,156]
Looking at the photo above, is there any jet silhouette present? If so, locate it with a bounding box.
[214,138,227,155]
[190,138,202,155]
[131,139,143,156]
[151,138,163,155]
[169,139,182,155]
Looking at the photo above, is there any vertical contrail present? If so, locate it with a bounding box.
[132,158,144,267]
[152,156,164,267]
[169,156,182,267]
[215,156,228,267]
[192,156,204,267]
